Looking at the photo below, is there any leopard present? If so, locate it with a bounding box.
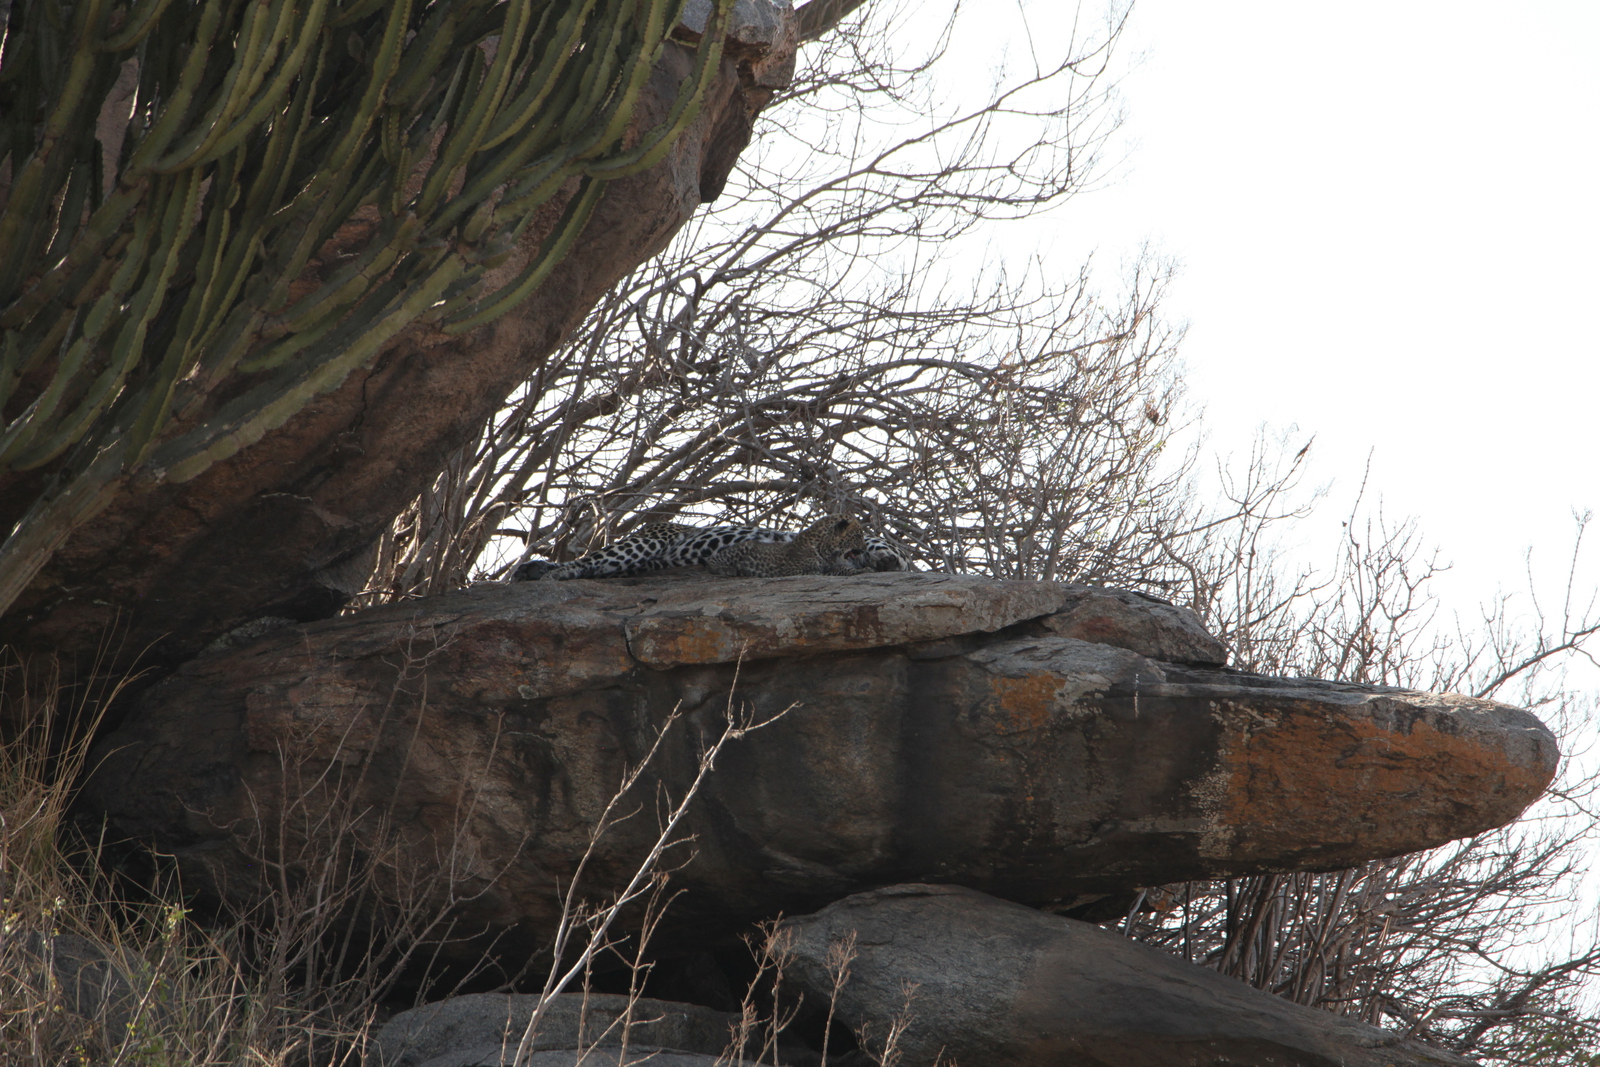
[520,522,796,582]
[706,515,867,577]
[522,522,692,582]
[512,516,913,582]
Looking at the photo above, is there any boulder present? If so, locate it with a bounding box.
[780,883,1479,1067]
[373,992,756,1067]
[82,574,1557,957]
[1041,586,1228,666]
[418,1054,722,1067]
[9,932,162,1052]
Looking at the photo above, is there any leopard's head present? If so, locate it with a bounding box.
[797,515,866,567]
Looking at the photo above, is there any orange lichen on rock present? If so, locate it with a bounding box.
[1207,693,1559,865]
[989,674,1071,736]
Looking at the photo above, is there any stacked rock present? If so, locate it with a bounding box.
[87,573,1555,1066]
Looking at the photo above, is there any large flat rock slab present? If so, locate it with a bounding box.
[622,572,1068,667]
[781,884,1478,1067]
[82,577,1555,958]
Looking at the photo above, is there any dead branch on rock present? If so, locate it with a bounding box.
[715,922,804,1067]
[514,689,795,1066]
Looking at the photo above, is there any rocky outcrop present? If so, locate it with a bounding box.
[0,2,801,676]
[82,573,1557,959]
[781,884,1479,1067]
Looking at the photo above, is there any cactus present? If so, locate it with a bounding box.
[0,0,733,614]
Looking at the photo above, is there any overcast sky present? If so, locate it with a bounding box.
[936,0,1600,680]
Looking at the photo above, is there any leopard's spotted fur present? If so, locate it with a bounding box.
[706,516,866,577]
[513,517,912,582]
[532,522,691,582]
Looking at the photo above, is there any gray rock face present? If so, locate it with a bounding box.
[677,0,798,90]
[781,884,1480,1067]
[11,932,157,1050]
[82,574,1557,958]
[621,572,1071,667]
[431,1053,722,1067]
[373,993,748,1067]
[1041,586,1227,665]
[419,1053,722,1067]
[679,0,792,48]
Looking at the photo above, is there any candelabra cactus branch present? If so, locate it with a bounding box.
[0,0,734,616]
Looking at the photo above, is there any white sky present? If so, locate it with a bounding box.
[936,0,1600,685]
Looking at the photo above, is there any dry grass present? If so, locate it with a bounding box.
[0,654,384,1066]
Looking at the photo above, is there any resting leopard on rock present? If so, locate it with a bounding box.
[513,515,913,581]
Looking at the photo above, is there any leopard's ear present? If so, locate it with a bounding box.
[834,518,853,534]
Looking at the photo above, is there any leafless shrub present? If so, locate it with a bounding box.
[715,924,925,1067]
[1128,476,1600,1063]
[0,656,140,1066]
[716,922,802,1067]
[217,626,513,1063]
[509,690,795,1065]
[353,1,1255,602]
